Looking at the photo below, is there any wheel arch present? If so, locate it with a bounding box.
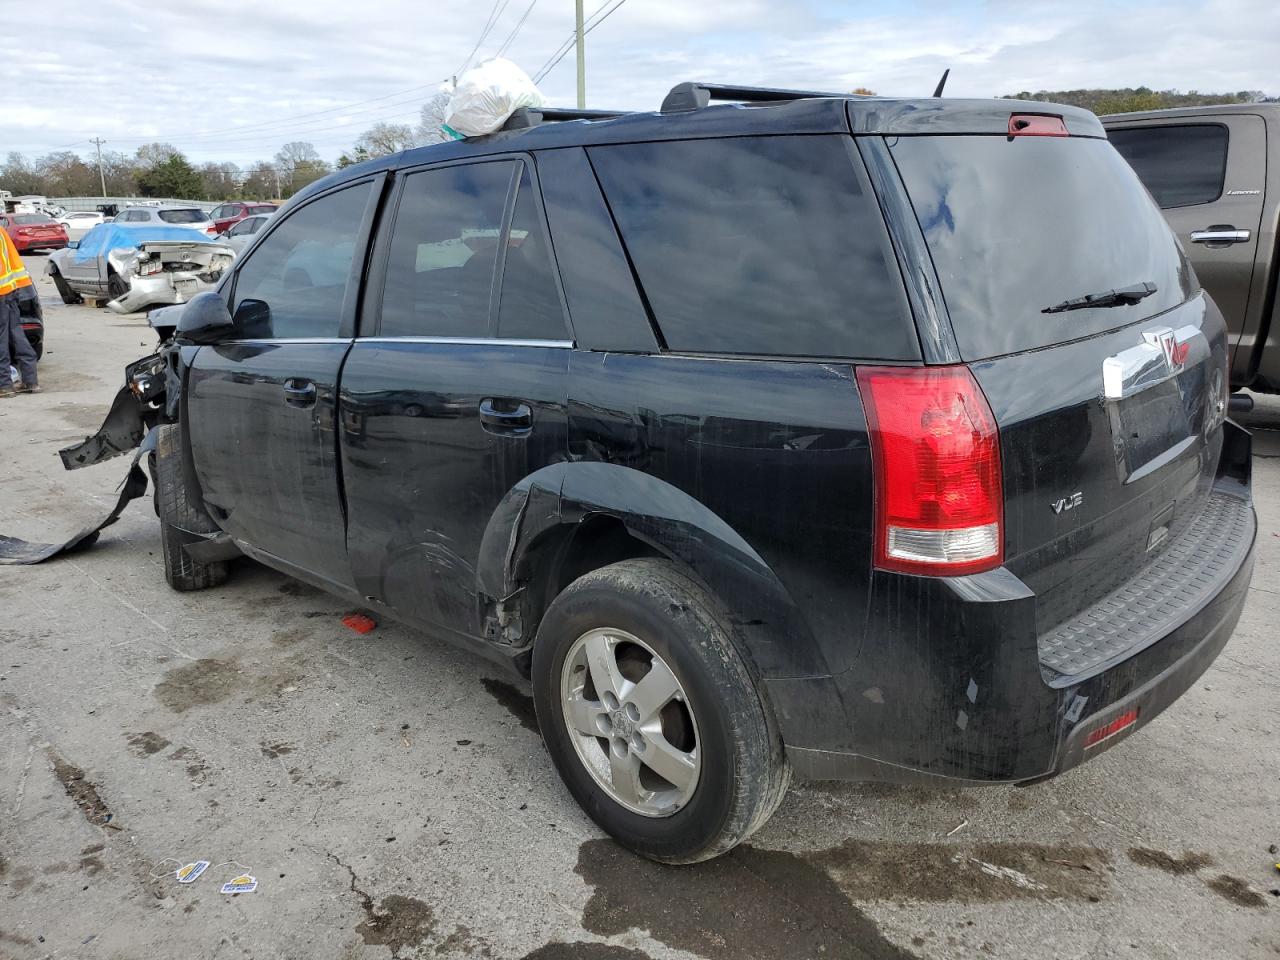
[476,462,833,683]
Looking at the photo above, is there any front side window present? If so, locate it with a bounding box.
[379,161,515,338]
[210,205,230,220]
[1108,124,1228,208]
[231,182,372,339]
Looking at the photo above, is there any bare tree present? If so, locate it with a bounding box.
[415,89,453,146]
[273,141,329,196]
[0,152,43,195]
[134,142,181,167]
[355,122,416,158]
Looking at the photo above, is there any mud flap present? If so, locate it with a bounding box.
[0,451,149,565]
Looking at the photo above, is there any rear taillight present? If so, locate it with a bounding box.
[857,365,1003,576]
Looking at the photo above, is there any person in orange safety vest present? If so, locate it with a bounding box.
[0,226,40,397]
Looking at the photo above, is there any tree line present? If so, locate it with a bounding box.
[1,96,451,202]
[1000,86,1275,114]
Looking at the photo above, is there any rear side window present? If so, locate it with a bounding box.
[158,208,206,224]
[1108,124,1228,208]
[496,166,567,341]
[893,136,1194,361]
[379,161,514,339]
[588,136,915,359]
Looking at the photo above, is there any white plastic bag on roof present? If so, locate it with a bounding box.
[443,58,545,139]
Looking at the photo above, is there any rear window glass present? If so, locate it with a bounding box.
[249,205,278,214]
[158,208,206,224]
[588,136,915,359]
[12,215,54,225]
[892,136,1193,361]
[1107,124,1228,208]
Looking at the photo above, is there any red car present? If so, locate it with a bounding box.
[208,201,279,235]
[0,214,68,252]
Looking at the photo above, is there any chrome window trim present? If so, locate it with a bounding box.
[359,336,574,348]
[219,337,352,345]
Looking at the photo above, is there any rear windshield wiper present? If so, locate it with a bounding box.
[1042,281,1157,314]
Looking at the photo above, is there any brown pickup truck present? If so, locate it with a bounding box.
[1103,103,1279,394]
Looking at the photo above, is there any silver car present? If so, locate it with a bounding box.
[218,212,274,255]
[45,223,234,314]
[112,204,218,237]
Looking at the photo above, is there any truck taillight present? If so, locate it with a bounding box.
[856,365,1003,575]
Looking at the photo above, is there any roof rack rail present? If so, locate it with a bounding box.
[503,106,628,131]
[660,82,845,114]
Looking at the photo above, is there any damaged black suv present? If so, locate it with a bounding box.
[84,84,1257,863]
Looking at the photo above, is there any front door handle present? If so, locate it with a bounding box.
[479,398,533,436]
[283,379,317,408]
[1190,227,1250,244]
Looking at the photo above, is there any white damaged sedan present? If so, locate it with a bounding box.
[45,223,234,314]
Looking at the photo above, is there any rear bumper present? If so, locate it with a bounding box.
[106,273,210,315]
[14,237,67,252]
[775,421,1256,784]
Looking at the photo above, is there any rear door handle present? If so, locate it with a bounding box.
[282,379,317,407]
[479,398,533,435]
[1190,227,1250,244]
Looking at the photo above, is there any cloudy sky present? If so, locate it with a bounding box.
[3,0,1277,168]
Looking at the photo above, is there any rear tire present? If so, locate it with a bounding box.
[153,424,228,591]
[532,558,790,864]
[49,267,83,305]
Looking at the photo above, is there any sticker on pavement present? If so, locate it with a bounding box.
[220,874,258,894]
[176,860,210,884]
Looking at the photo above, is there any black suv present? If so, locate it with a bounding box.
[92,84,1257,863]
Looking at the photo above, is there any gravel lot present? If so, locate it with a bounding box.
[2,260,1278,960]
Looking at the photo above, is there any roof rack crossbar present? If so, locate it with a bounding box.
[502,106,629,131]
[660,82,845,114]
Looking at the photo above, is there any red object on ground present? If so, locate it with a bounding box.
[342,613,377,634]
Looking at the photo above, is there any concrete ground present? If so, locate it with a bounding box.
[1,261,1277,960]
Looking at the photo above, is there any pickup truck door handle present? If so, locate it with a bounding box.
[282,379,317,407]
[479,398,533,435]
[1190,227,1250,244]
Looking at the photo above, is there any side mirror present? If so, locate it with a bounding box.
[175,291,235,344]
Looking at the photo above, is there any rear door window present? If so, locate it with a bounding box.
[378,161,515,338]
[1107,124,1228,208]
[496,165,568,341]
[892,136,1194,360]
[587,135,915,359]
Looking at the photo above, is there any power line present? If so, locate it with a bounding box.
[533,0,626,84]
[455,0,511,78]
[495,0,539,58]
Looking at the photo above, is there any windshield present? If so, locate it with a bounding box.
[158,209,207,224]
[13,214,55,225]
[892,135,1194,360]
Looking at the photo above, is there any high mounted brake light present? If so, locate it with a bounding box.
[1008,114,1069,137]
[857,365,1003,576]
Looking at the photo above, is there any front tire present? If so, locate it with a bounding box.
[532,558,789,863]
[49,266,83,305]
[153,424,228,591]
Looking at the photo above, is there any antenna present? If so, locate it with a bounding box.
[932,69,950,98]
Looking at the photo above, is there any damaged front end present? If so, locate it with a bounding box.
[106,241,234,315]
[0,345,180,564]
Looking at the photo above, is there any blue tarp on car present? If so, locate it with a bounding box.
[71,223,215,264]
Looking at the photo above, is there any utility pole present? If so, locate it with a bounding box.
[575,0,585,108]
[90,137,107,197]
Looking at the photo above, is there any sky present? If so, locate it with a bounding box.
[2,0,1277,169]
